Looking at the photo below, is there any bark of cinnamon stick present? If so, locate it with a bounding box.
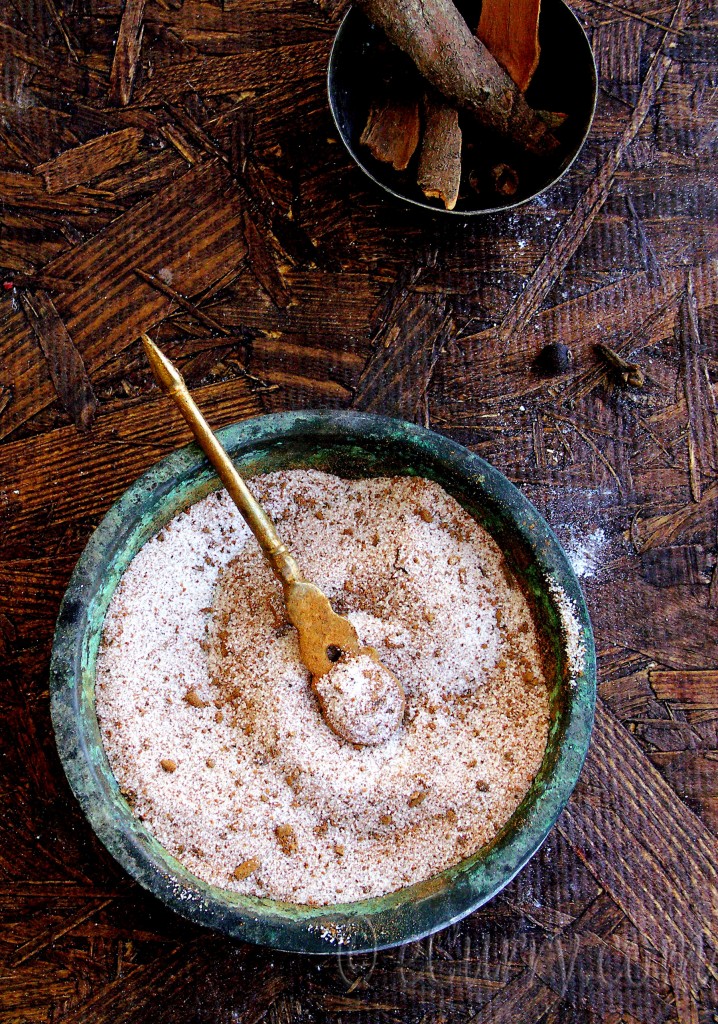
[417,93,462,209]
[361,94,421,170]
[477,0,541,93]
[354,0,560,154]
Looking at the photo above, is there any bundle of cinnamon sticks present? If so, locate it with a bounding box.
[356,0,564,210]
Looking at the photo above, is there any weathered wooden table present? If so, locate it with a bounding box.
[1,0,717,1020]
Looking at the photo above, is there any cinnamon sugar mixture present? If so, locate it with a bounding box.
[96,471,551,905]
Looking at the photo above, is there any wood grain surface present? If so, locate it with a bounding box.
[1,0,717,1021]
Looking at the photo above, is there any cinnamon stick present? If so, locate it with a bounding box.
[417,93,462,210]
[477,0,541,93]
[361,94,421,171]
[354,0,561,154]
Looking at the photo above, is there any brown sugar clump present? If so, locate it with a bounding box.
[275,824,297,855]
[183,689,207,708]
[233,858,260,880]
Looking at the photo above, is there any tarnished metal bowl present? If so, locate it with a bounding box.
[50,410,595,954]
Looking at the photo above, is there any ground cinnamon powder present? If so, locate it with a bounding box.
[96,471,552,905]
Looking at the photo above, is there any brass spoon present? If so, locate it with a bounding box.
[142,335,405,746]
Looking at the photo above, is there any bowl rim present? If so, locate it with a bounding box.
[327,0,598,217]
[50,410,596,954]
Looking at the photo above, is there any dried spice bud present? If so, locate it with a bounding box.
[535,343,573,376]
[275,823,297,855]
[160,758,177,773]
[491,163,519,196]
[594,343,645,388]
[233,857,260,880]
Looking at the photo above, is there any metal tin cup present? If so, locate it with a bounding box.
[328,0,597,216]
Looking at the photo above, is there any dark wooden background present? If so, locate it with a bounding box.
[1,0,717,1020]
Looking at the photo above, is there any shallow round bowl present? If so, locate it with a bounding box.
[50,410,595,954]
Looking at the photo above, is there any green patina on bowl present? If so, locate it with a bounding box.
[50,410,595,954]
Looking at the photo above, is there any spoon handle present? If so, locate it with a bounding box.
[141,335,302,588]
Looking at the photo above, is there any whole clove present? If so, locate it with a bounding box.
[595,343,645,388]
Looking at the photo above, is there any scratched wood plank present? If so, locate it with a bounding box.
[108,0,147,107]
[0,0,717,1019]
[18,289,97,430]
[440,257,718,400]
[451,895,636,1024]
[558,701,718,995]
[353,290,454,422]
[649,669,718,712]
[36,128,145,193]
[675,270,718,501]
[136,41,329,103]
[57,941,289,1024]
[0,159,248,440]
[649,750,718,800]
[494,0,693,345]
[0,374,262,557]
[0,171,120,214]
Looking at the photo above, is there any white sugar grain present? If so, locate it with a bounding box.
[96,471,552,905]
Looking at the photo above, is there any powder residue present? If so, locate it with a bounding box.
[547,576,587,687]
[96,471,551,905]
[561,527,608,580]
